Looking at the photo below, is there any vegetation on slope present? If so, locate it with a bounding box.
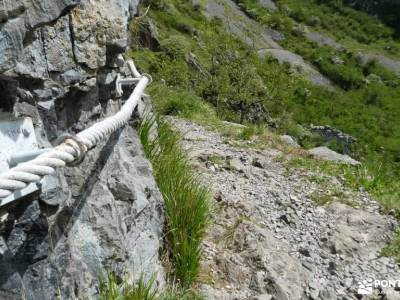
[129,0,400,216]
[341,0,400,37]
[381,229,400,263]
[139,118,210,287]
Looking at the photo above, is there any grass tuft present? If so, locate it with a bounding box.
[99,273,157,300]
[98,272,203,300]
[381,229,400,263]
[138,117,210,287]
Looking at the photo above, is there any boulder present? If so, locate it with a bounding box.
[308,146,360,166]
[239,222,309,300]
[280,135,300,148]
[310,125,357,155]
[257,0,277,11]
[325,203,395,258]
[258,49,333,88]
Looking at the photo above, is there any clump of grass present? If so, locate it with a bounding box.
[99,273,157,300]
[98,272,203,300]
[309,189,354,207]
[148,83,218,124]
[309,191,334,206]
[138,117,209,287]
[381,229,400,263]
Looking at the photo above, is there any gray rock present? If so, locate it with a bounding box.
[280,135,300,148]
[252,294,273,300]
[358,53,400,74]
[305,31,343,50]
[258,49,334,88]
[229,158,245,172]
[206,0,333,88]
[207,0,281,50]
[310,125,357,155]
[0,0,166,299]
[308,146,361,166]
[257,0,277,10]
[240,222,309,300]
[43,15,77,74]
[200,285,236,300]
[325,202,395,258]
[70,0,129,69]
[0,0,79,73]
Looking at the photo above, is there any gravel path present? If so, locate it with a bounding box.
[170,118,400,300]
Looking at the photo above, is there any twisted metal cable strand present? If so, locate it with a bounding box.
[0,61,149,199]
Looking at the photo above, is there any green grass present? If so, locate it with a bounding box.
[284,155,400,216]
[98,272,203,300]
[138,117,210,287]
[99,273,158,300]
[381,229,400,263]
[147,83,219,125]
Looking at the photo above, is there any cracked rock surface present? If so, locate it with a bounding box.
[0,1,165,299]
[170,118,399,300]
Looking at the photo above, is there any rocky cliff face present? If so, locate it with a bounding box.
[0,1,165,299]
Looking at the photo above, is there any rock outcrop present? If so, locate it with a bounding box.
[310,125,357,155]
[0,1,165,299]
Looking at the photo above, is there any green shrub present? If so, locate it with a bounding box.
[142,0,166,9]
[317,61,364,89]
[160,35,191,59]
[148,84,218,123]
[363,85,382,106]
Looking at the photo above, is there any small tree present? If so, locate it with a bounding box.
[207,48,268,123]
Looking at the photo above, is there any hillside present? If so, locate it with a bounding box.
[131,0,400,215]
[0,0,399,299]
[128,0,400,298]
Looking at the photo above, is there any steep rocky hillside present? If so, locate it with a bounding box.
[170,117,399,299]
[0,1,165,299]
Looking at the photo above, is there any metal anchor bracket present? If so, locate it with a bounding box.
[0,117,42,207]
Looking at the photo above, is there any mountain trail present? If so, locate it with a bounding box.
[169,117,400,300]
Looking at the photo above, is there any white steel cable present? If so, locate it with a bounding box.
[0,60,150,201]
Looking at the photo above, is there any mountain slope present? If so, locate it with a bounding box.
[126,0,400,298]
[133,0,400,215]
[170,117,399,299]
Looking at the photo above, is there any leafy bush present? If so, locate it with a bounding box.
[317,61,364,89]
[160,35,191,59]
